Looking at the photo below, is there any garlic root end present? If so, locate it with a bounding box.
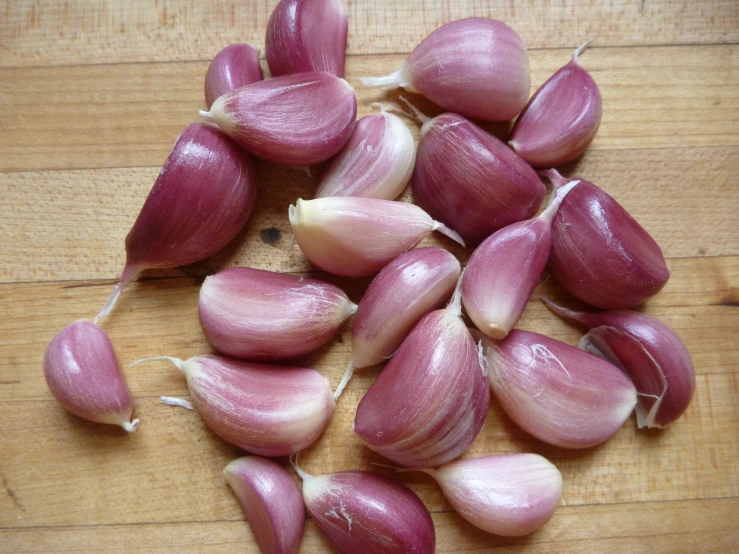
[121,418,139,433]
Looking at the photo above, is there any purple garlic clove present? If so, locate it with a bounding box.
[223,457,305,554]
[266,0,348,78]
[543,299,696,428]
[478,330,637,449]
[289,197,464,277]
[544,169,670,309]
[510,40,602,168]
[315,112,416,200]
[204,43,264,109]
[462,180,579,339]
[199,267,357,361]
[96,122,257,322]
[200,71,357,167]
[354,280,490,467]
[361,18,530,122]
[44,320,138,432]
[134,355,334,456]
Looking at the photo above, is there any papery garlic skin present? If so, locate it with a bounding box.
[315,112,416,200]
[200,72,357,167]
[544,169,670,309]
[143,356,334,456]
[266,0,348,78]
[419,454,562,536]
[199,268,357,361]
[510,40,602,168]
[44,321,138,432]
[224,457,305,554]
[361,18,530,122]
[480,330,637,449]
[413,112,545,246]
[299,469,435,554]
[543,300,696,428]
[289,197,464,277]
[462,181,578,339]
[352,247,460,368]
[205,43,264,109]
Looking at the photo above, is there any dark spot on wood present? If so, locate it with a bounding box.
[3,477,25,512]
[0,380,21,385]
[260,227,281,245]
[337,335,344,343]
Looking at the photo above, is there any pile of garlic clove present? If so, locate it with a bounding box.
[42,2,696,552]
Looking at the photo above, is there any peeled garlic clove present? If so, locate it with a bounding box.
[200,72,356,167]
[543,300,696,428]
[479,330,636,449]
[96,123,257,322]
[266,0,348,78]
[544,169,670,309]
[199,267,357,361]
[462,181,579,339]
[361,18,530,122]
[510,40,602,168]
[224,457,305,554]
[205,43,264,109]
[411,454,562,536]
[354,282,489,467]
[44,320,138,432]
[136,356,334,456]
[315,112,416,200]
[294,465,435,554]
[412,109,546,246]
[289,197,464,277]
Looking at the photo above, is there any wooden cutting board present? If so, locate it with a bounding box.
[1,1,737,552]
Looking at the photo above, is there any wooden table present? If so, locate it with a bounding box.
[1,1,737,552]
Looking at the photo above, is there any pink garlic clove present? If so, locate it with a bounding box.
[510,40,602,168]
[200,72,357,167]
[204,43,264,109]
[354,280,489,467]
[407,454,562,536]
[462,180,579,339]
[223,457,305,554]
[96,122,257,322]
[543,169,670,309]
[293,463,435,554]
[199,267,357,361]
[44,320,138,432]
[478,330,637,449]
[266,0,348,78]
[315,112,416,200]
[361,18,530,122]
[134,355,334,456]
[543,299,696,428]
[410,106,546,246]
[289,197,464,277]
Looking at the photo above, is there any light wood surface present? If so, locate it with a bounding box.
[1,1,737,552]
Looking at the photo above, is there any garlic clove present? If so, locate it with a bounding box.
[412,109,546,246]
[294,464,435,554]
[199,267,357,361]
[543,299,696,428]
[200,72,357,167]
[361,18,530,122]
[266,0,348,78]
[410,454,562,536]
[289,197,464,277]
[223,457,305,554]
[44,320,138,432]
[354,281,489,467]
[462,181,579,339]
[315,112,416,200]
[96,122,257,322]
[479,330,637,449]
[510,39,602,168]
[205,43,264,109]
[543,169,670,309]
[134,356,334,456]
